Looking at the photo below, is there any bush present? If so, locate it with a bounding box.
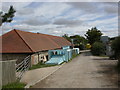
[111,36,120,73]
[111,36,120,59]
[79,44,85,50]
[91,42,105,56]
[117,61,120,73]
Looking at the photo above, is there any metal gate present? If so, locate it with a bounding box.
[16,55,31,80]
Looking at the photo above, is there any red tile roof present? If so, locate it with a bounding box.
[0,29,71,53]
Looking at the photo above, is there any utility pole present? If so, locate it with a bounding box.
[71,39,74,48]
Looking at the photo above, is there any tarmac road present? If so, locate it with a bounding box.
[32,51,118,88]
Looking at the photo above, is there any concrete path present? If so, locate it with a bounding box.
[32,51,118,88]
[20,65,62,88]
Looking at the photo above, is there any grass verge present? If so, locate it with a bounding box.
[29,54,80,70]
[68,54,80,62]
[29,62,57,70]
[2,81,26,89]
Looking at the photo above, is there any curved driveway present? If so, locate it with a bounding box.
[32,51,118,88]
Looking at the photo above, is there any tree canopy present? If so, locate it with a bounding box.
[62,34,71,42]
[70,35,87,45]
[0,6,16,26]
[85,27,102,45]
[111,36,120,59]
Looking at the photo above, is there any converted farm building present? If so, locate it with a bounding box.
[0,29,72,65]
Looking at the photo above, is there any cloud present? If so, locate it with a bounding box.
[66,2,118,15]
[2,0,119,2]
[17,7,35,15]
[53,18,85,27]
[100,2,118,15]
[1,2,118,37]
[21,16,51,26]
[66,2,98,14]
[34,2,71,18]
[2,2,32,12]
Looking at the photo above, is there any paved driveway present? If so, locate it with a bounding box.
[32,51,118,88]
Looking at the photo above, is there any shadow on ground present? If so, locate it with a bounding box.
[83,51,92,56]
[92,57,118,87]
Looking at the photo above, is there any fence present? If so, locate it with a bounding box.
[16,55,31,80]
[1,60,16,86]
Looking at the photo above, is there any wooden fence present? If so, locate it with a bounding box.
[1,60,16,86]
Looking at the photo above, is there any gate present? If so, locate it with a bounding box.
[16,55,31,80]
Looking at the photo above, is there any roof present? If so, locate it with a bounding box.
[0,29,72,53]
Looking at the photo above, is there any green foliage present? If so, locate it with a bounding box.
[0,6,16,25]
[29,62,56,70]
[70,35,88,45]
[62,34,87,50]
[117,61,120,73]
[79,44,85,50]
[91,42,105,56]
[85,27,103,45]
[74,44,85,50]
[68,53,80,62]
[111,36,120,73]
[111,36,120,59]
[62,34,71,42]
[2,81,26,89]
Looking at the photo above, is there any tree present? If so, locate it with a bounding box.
[111,36,120,72]
[70,35,87,45]
[91,42,105,56]
[0,6,16,26]
[111,36,120,59]
[69,35,88,50]
[85,27,103,45]
[62,34,71,42]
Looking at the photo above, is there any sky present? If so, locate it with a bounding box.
[1,0,119,37]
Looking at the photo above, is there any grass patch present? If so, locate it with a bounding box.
[29,54,80,70]
[68,54,80,62]
[29,62,57,70]
[2,81,26,89]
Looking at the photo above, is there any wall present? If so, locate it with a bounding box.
[1,53,30,64]
[31,51,48,65]
[1,60,16,86]
[1,52,48,65]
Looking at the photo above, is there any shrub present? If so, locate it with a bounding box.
[74,44,85,50]
[79,44,85,50]
[111,36,120,59]
[111,36,120,72]
[117,61,120,73]
[91,42,105,56]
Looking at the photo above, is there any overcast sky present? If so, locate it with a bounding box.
[1,0,119,37]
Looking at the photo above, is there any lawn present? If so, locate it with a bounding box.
[29,62,57,70]
[68,54,80,62]
[29,54,80,70]
[2,81,26,89]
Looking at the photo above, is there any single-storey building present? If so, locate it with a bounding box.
[0,29,72,65]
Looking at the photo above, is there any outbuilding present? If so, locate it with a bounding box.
[0,29,72,65]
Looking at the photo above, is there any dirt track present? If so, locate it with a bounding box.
[32,51,118,88]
